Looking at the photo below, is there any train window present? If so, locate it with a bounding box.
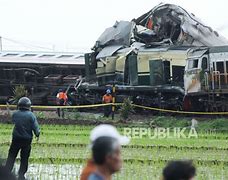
[58,55,74,58]
[188,59,198,69]
[22,54,37,57]
[3,53,19,57]
[216,62,224,73]
[201,57,208,70]
[39,54,55,58]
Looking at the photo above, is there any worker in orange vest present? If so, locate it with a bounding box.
[56,89,68,118]
[102,89,112,117]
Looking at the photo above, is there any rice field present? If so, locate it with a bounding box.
[0,123,228,180]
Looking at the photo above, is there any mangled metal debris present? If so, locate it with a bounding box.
[94,3,228,59]
[134,3,228,46]
[95,21,135,48]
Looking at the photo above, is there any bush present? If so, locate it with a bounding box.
[12,85,28,104]
[119,98,134,120]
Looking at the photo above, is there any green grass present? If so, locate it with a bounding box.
[0,121,228,179]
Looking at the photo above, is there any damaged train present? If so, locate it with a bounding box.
[76,3,228,112]
[0,51,85,105]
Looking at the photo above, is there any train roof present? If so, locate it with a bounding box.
[209,46,228,53]
[0,51,85,65]
[138,45,193,52]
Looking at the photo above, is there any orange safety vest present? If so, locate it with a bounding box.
[102,94,112,103]
[57,92,68,101]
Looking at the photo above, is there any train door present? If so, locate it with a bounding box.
[127,54,138,85]
[149,60,170,86]
[200,55,210,90]
[184,54,209,94]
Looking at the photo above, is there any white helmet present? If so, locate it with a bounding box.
[90,124,130,147]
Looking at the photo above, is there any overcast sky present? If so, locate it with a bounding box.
[0,0,228,52]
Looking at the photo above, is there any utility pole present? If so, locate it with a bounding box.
[112,83,116,120]
[0,36,2,51]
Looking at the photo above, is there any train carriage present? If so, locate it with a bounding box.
[0,51,85,104]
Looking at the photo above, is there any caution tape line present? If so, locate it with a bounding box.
[0,103,122,109]
[1,103,228,115]
[131,104,228,115]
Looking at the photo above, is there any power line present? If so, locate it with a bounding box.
[2,37,53,51]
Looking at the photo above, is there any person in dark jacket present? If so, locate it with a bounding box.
[5,97,40,180]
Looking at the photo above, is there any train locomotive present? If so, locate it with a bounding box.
[76,46,228,112]
[75,3,228,112]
